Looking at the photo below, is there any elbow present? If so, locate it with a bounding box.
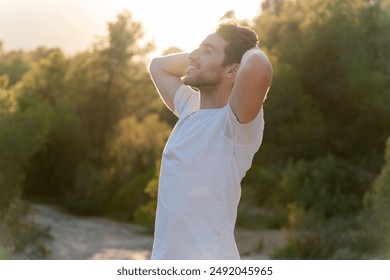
[149,57,160,75]
[242,50,272,73]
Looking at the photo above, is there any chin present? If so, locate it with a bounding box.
[183,76,193,87]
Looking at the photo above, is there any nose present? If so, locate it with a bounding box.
[188,48,199,60]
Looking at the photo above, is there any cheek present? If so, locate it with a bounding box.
[203,62,224,77]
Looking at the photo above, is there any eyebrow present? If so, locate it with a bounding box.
[200,43,217,51]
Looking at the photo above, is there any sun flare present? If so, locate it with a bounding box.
[0,0,262,55]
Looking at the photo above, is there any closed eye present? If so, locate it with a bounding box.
[200,43,216,54]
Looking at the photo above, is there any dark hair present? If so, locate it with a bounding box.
[216,22,259,66]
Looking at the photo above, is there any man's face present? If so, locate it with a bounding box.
[183,33,227,91]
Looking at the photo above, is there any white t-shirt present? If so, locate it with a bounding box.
[151,85,264,260]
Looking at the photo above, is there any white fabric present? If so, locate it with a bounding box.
[151,85,264,260]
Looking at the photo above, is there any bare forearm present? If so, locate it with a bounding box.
[149,52,190,112]
[230,47,273,123]
[150,52,189,78]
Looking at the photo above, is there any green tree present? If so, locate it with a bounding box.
[134,160,161,229]
[253,0,390,168]
[0,45,57,87]
[61,11,161,214]
[363,138,390,258]
[248,0,390,258]
[0,50,30,86]
[68,11,155,161]
[14,50,84,204]
[0,86,52,256]
[104,114,170,221]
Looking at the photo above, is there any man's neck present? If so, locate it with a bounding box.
[199,88,230,109]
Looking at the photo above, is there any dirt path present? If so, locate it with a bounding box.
[33,204,286,260]
[33,204,153,260]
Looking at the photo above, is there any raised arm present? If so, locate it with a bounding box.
[229,48,273,124]
[149,52,189,112]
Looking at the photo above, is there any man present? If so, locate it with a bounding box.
[149,23,272,260]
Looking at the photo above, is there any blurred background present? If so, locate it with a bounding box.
[0,0,389,260]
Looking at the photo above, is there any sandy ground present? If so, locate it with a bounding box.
[33,204,153,260]
[32,204,286,260]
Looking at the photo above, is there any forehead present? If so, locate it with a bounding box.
[200,33,227,52]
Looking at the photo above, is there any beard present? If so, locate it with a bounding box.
[183,68,222,94]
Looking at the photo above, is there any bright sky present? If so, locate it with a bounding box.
[0,0,263,56]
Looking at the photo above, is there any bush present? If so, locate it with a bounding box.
[62,160,109,215]
[273,213,362,259]
[238,165,283,228]
[363,137,390,258]
[0,247,10,260]
[242,165,281,207]
[133,161,161,229]
[278,155,370,220]
[0,201,51,259]
[273,155,374,259]
[0,89,52,258]
[106,169,154,222]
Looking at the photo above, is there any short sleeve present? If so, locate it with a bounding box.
[223,104,265,177]
[223,101,264,146]
[173,85,200,119]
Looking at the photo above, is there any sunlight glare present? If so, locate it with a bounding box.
[127,0,262,54]
[0,0,262,55]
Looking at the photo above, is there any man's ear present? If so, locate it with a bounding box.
[225,63,240,79]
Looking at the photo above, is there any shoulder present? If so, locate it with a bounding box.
[173,85,200,118]
[221,102,264,146]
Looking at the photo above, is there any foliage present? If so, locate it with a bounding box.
[254,0,390,168]
[14,11,164,218]
[106,169,154,222]
[0,45,60,87]
[273,214,363,259]
[0,92,52,210]
[67,11,156,161]
[106,114,170,181]
[363,138,390,258]
[1,1,390,260]
[56,11,162,216]
[279,155,371,220]
[0,201,51,259]
[271,155,373,259]
[0,50,30,87]
[133,160,161,229]
[275,138,390,259]
[0,10,164,255]
[0,247,10,260]
[16,50,84,204]
[248,0,390,258]
[0,85,52,257]
[61,160,109,215]
[238,165,282,228]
